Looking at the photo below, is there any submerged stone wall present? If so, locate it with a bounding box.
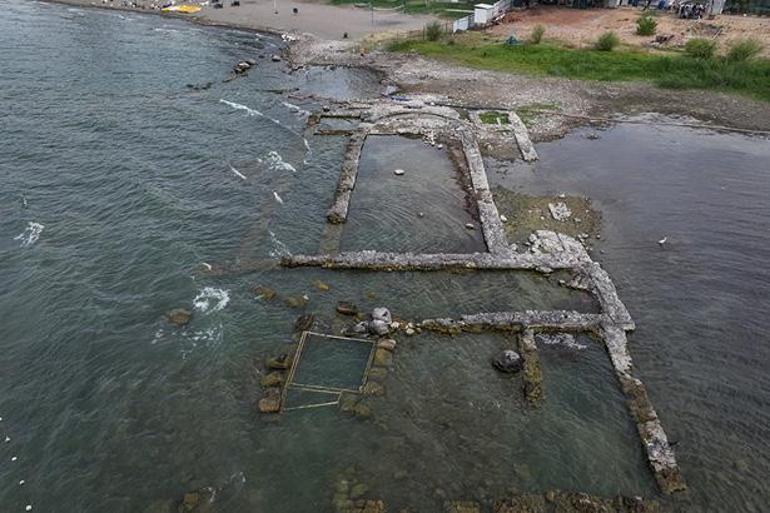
[278,97,685,496]
[326,129,369,224]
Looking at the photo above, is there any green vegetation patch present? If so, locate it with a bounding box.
[388,39,770,102]
[478,111,510,125]
[516,102,560,128]
[492,187,601,246]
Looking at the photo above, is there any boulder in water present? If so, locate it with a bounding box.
[372,307,392,324]
[165,308,192,327]
[252,285,277,300]
[266,354,291,370]
[336,301,359,316]
[294,314,315,333]
[260,371,284,388]
[492,349,523,373]
[377,339,397,352]
[258,387,281,413]
[369,319,390,336]
[373,348,393,367]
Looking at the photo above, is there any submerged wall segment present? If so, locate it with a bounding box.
[287,98,685,496]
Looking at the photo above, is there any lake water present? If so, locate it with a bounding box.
[490,120,770,512]
[1,1,768,512]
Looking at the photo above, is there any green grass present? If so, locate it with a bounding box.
[517,102,560,127]
[478,111,510,124]
[329,0,476,19]
[388,40,770,102]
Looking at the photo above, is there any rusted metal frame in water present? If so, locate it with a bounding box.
[281,331,377,412]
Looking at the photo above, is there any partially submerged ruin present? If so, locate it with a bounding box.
[274,97,687,498]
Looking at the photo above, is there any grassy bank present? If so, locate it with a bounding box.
[389,38,770,102]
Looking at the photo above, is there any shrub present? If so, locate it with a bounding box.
[595,31,620,52]
[684,38,717,59]
[636,15,657,36]
[726,38,763,63]
[531,24,546,45]
[425,21,443,42]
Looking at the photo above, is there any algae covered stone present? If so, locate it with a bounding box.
[258,387,281,413]
[260,371,284,388]
[252,285,277,301]
[165,308,192,327]
[373,348,393,367]
[336,301,359,316]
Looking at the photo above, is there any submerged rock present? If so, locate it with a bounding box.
[350,483,368,499]
[368,367,388,381]
[233,61,252,74]
[373,348,393,367]
[284,295,308,308]
[377,339,397,352]
[346,321,369,336]
[362,381,385,396]
[492,350,522,373]
[260,371,284,388]
[313,279,331,292]
[369,319,390,336]
[177,486,216,513]
[166,308,192,327]
[258,387,281,413]
[446,501,481,513]
[294,314,315,333]
[336,301,359,316]
[266,354,291,370]
[252,285,277,301]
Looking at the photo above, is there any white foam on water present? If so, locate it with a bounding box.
[220,99,265,117]
[219,99,284,128]
[228,164,247,180]
[260,151,296,173]
[180,322,224,360]
[273,191,284,204]
[281,101,310,117]
[14,222,43,247]
[151,329,163,345]
[193,287,230,313]
[268,230,292,258]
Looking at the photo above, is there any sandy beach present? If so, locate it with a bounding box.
[51,0,438,40]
